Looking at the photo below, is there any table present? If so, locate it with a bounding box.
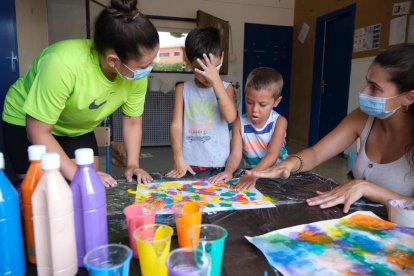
[27,172,387,275]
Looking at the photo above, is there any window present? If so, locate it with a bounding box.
[174,52,181,56]
[153,31,191,72]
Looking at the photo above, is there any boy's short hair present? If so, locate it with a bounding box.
[185,27,223,63]
[245,67,284,99]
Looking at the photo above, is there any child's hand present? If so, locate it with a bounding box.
[194,53,223,86]
[208,170,232,184]
[235,175,257,192]
[125,166,153,184]
[166,158,195,178]
[97,171,118,188]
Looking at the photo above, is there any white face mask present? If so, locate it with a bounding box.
[359,92,401,119]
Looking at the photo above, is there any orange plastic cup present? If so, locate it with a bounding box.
[173,201,202,248]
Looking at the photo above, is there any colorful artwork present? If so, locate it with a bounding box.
[130,179,275,214]
[246,211,414,275]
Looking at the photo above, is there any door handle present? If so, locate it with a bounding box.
[6,50,19,72]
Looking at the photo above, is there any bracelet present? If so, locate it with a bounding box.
[289,154,304,174]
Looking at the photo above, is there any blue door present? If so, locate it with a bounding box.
[0,0,19,112]
[243,23,292,119]
[0,0,19,183]
[309,5,356,145]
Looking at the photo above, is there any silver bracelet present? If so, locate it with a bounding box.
[289,154,304,174]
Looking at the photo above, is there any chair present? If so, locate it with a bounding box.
[94,126,111,173]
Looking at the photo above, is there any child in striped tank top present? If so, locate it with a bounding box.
[209,67,288,191]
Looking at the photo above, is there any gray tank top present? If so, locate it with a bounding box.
[352,116,414,196]
[182,79,231,167]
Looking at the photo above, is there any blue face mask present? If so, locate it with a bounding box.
[116,62,153,80]
[359,92,401,119]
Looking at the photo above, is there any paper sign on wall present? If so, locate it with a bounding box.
[297,22,310,44]
[389,15,407,46]
[353,24,381,52]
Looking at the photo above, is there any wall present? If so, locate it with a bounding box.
[291,0,414,145]
[15,0,48,74]
[49,0,294,92]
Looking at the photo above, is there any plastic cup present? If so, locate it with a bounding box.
[134,224,174,276]
[174,201,202,248]
[165,248,211,276]
[123,203,156,258]
[83,244,132,276]
[189,224,228,276]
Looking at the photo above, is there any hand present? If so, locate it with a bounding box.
[306,179,367,213]
[194,53,223,86]
[208,170,233,184]
[245,164,291,179]
[235,175,257,192]
[97,171,117,188]
[165,157,195,178]
[125,166,153,184]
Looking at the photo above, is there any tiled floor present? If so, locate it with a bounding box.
[104,140,350,184]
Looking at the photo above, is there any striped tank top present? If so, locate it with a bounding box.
[240,110,288,168]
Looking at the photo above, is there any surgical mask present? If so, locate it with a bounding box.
[116,62,153,80]
[359,92,401,119]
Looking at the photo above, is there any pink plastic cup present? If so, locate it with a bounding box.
[123,203,156,258]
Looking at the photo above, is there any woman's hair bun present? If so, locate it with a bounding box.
[110,0,138,14]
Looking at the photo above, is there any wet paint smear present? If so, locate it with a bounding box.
[130,179,276,214]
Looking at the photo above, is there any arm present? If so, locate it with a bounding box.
[209,117,243,184]
[166,83,195,178]
[196,53,237,123]
[26,115,77,180]
[307,179,414,213]
[236,115,288,191]
[122,115,152,183]
[247,109,367,179]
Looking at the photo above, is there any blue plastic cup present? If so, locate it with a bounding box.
[83,244,132,276]
[188,224,228,276]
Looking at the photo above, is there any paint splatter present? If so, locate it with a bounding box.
[130,179,276,214]
[247,211,414,275]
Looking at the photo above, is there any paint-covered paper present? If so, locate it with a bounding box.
[132,179,275,214]
[246,211,414,275]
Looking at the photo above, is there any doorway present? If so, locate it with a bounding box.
[243,23,293,119]
[309,4,356,146]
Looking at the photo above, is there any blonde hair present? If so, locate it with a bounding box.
[245,67,283,99]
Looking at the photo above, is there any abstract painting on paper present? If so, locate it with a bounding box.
[131,179,275,214]
[246,211,414,275]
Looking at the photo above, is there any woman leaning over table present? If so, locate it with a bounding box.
[1,0,158,186]
[248,44,414,213]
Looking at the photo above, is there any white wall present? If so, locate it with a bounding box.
[345,56,375,154]
[15,0,49,75]
[51,0,295,92]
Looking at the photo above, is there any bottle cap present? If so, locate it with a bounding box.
[41,152,60,170]
[0,152,4,170]
[28,145,47,161]
[75,148,94,165]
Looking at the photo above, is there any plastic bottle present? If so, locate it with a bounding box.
[32,152,78,276]
[70,148,108,267]
[0,152,26,276]
[21,144,46,264]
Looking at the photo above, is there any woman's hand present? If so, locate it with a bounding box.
[97,171,118,188]
[306,179,368,213]
[235,175,257,191]
[245,164,291,179]
[209,170,233,184]
[165,157,195,178]
[125,166,153,184]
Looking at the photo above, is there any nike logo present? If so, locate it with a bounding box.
[89,100,107,109]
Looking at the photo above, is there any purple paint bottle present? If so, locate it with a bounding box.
[70,148,108,267]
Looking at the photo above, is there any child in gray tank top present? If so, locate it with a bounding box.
[166,27,237,179]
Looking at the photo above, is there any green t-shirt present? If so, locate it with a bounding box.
[2,39,147,136]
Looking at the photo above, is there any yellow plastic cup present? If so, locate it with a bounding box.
[133,224,174,276]
[173,201,202,248]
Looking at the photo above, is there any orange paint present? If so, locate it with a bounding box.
[386,251,414,270]
[21,159,42,264]
[174,201,202,248]
[300,231,332,244]
[342,213,395,230]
